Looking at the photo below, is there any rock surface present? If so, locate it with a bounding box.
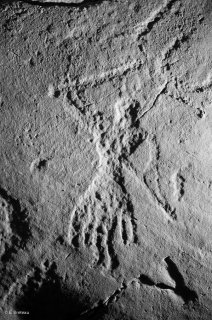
[0,0,212,319]
[30,0,84,3]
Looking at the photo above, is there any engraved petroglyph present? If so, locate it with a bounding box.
[143,136,177,220]
[66,97,147,270]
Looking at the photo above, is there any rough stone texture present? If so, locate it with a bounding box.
[30,0,84,3]
[0,0,212,319]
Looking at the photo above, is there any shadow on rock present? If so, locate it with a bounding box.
[15,262,107,320]
[0,0,112,9]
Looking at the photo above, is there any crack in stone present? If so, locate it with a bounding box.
[77,282,127,320]
[139,81,168,119]
[77,256,198,319]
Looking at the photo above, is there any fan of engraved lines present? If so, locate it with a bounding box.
[65,92,145,269]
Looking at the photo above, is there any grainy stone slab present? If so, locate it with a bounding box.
[1,0,212,319]
[29,0,84,3]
